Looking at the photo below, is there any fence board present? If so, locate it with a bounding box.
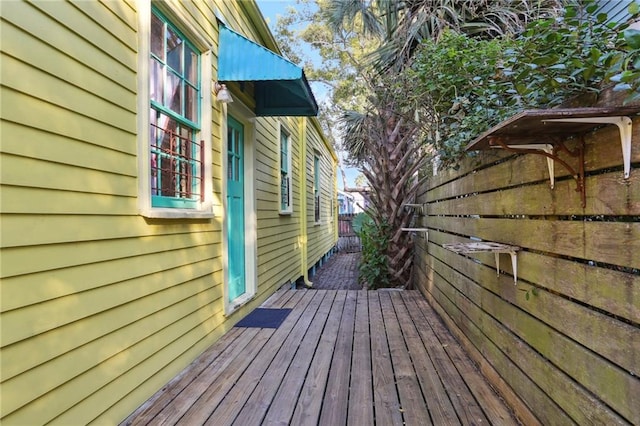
[428,242,638,423]
[421,256,631,425]
[415,116,640,425]
[427,229,639,324]
[427,171,640,216]
[426,216,639,269]
[417,266,573,425]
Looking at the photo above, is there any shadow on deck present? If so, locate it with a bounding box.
[122,289,519,425]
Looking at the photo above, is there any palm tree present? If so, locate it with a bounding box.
[327,0,562,71]
[326,0,561,288]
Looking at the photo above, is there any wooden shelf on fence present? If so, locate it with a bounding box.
[465,107,639,208]
[443,242,520,284]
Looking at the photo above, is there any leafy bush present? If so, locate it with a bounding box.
[503,1,621,107]
[353,213,391,289]
[609,26,640,104]
[411,31,517,163]
[410,0,640,166]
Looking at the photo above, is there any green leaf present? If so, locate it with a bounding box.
[610,72,623,82]
[525,292,530,301]
[597,13,608,24]
[629,2,639,16]
[624,90,640,104]
[624,29,640,49]
[614,82,632,91]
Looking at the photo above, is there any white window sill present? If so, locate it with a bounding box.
[140,208,214,219]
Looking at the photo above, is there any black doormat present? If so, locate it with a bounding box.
[234,308,292,329]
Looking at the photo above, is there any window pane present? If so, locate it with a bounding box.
[150,109,159,195]
[185,84,197,122]
[159,115,178,197]
[150,58,163,103]
[166,71,182,114]
[166,26,183,73]
[151,13,164,59]
[185,45,198,84]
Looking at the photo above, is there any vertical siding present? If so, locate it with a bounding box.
[414,115,640,424]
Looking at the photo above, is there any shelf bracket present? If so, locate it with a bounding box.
[493,144,555,188]
[489,137,586,208]
[401,228,429,241]
[543,116,633,179]
[402,203,424,215]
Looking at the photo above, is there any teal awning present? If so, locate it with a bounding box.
[218,24,318,117]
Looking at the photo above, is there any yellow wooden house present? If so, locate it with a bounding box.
[0,0,337,423]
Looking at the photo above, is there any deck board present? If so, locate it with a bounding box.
[123,289,520,425]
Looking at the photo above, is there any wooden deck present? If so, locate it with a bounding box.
[122,289,519,425]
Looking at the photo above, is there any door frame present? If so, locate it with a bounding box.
[222,101,257,316]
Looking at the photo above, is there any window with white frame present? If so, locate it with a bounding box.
[279,127,292,213]
[314,154,320,223]
[138,4,212,218]
[150,9,202,208]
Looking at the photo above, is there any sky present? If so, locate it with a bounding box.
[256,0,361,190]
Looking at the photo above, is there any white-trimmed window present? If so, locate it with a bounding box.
[137,2,212,218]
[314,154,320,223]
[279,126,292,214]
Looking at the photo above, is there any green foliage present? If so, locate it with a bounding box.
[354,213,391,289]
[503,1,620,108]
[410,0,640,166]
[609,27,640,104]
[520,286,540,301]
[410,30,517,163]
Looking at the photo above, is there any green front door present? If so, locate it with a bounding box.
[227,116,245,302]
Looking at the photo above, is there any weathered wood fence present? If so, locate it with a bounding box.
[414,117,639,424]
[337,213,361,252]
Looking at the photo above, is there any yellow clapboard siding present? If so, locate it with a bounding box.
[257,227,300,245]
[1,153,137,198]
[0,230,220,280]
[96,0,138,31]
[2,21,136,113]
[1,247,222,316]
[68,0,138,48]
[2,291,227,425]
[1,88,136,154]
[2,121,137,175]
[0,1,338,424]
[29,0,137,70]
[1,274,222,408]
[1,1,136,88]
[2,54,135,132]
[1,245,218,346]
[1,185,137,215]
[1,213,216,248]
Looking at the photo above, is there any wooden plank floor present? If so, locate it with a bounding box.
[122,289,519,425]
